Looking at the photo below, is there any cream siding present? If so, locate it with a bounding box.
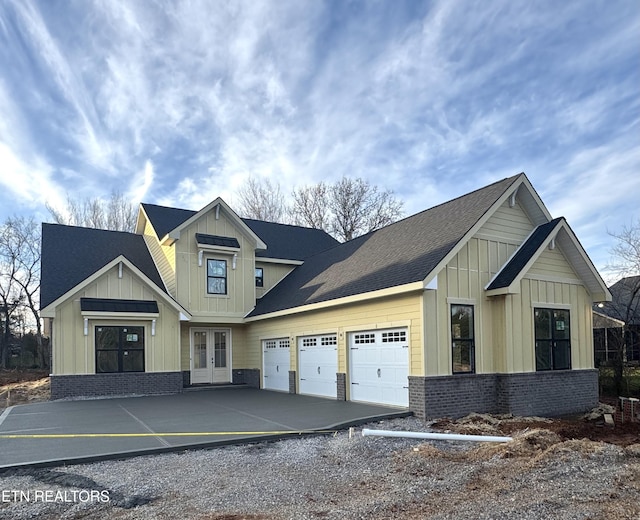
[255,262,295,299]
[175,209,256,319]
[476,199,534,244]
[142,217,176,297]
[51,263,180,375]
[245,293,424,391]
[426,206,595,377]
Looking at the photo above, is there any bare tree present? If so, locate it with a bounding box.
[46,191,136,232]
[328,177,403,241]
[0,217,46,368]
[603,219,640,395]
[236,178,288,223]
[291,182,330,230]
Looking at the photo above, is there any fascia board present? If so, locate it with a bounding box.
[245,281,425,321]
[422,174,529,290]
[166,198,267,251]
[42,255,192,320]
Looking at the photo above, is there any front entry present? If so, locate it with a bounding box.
[190,329,231,384]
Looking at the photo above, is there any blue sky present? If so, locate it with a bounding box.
[0,0,638,278]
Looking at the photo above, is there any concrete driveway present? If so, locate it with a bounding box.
[0,387,409,469]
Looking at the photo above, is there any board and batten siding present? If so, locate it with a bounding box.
[142,216,176,297]
[255,261,296,300]
[245,292,425,384]
[174,209,256,320]
[51,263,180,375]
[425,196,594,377]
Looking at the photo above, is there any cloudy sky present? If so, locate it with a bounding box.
[0,0,638,275]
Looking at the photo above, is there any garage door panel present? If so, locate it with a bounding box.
[349,328,409,407]
[263,338,290,392]
[298,335,337,399]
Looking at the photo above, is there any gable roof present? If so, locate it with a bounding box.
[40,224,167,309]
[140,202,339,262]
[486,217,564,291]
[485,218,611,301]
[247,174,523,318]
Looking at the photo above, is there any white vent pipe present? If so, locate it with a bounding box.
[361,428,512,443]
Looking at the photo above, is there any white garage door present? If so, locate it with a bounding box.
[298,334,338,398]
[262,338,290,392]
[349,328,409,407]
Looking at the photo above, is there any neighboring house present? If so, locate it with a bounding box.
[40,173,611,419]
[593,276,640,365]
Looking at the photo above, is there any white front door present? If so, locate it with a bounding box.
[298,334,338,399]
[191,329,231,384]
[349,328,409,407]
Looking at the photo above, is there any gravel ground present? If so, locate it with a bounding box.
[0,416,639,520]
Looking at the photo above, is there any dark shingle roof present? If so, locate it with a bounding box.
[195,233,241,249]
[40,224,166,309]
[141,202,339,261]
[141,203,196,239]
[242,219,340,261]
[80,298,159,314]
[486,217,564,291]
[248,175,522,317]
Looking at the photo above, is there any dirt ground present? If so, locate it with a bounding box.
[431,411,640,448]
[0,369,50,408]
[0,370,639,519]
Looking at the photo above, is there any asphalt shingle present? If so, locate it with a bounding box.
[248,174,522,317]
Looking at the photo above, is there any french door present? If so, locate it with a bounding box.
[191,329,231,384]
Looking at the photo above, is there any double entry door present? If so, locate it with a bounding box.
[191,329,231,384]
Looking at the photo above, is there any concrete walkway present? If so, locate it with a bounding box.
[0,387,409,469]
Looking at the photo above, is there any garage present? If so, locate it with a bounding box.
[262,338,290,392]
[298,334,338,398]
[349,328,409,407]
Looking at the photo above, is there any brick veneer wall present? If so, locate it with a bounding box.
[50,371,184,400]
[409,370,598,419]
[337,373,347,401]
[289,371,296,394]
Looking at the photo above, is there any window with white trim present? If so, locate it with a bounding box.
[207,259,227,295]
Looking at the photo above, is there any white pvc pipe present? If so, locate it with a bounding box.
[361,428,512,443]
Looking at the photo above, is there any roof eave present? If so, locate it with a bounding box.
[245,281,425,321]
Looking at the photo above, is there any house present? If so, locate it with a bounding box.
[40,173,611,419]
[593,276,640,365]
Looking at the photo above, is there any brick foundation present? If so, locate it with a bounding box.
[50,371,184,400]
[409,370,598,419]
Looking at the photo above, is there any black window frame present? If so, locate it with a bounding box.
[451,304,475,374]
[95,325,145,374]
[535,308,571,371]
[255,267,264,288]
[207,258,227,295]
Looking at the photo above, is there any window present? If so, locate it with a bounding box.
[382,331,407,343]
[207,259,227,295]
[451,304,474,374]
[354,333,375,344]
[95,326,144,373]
[535,308,571,371]
[255,268,264,288]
